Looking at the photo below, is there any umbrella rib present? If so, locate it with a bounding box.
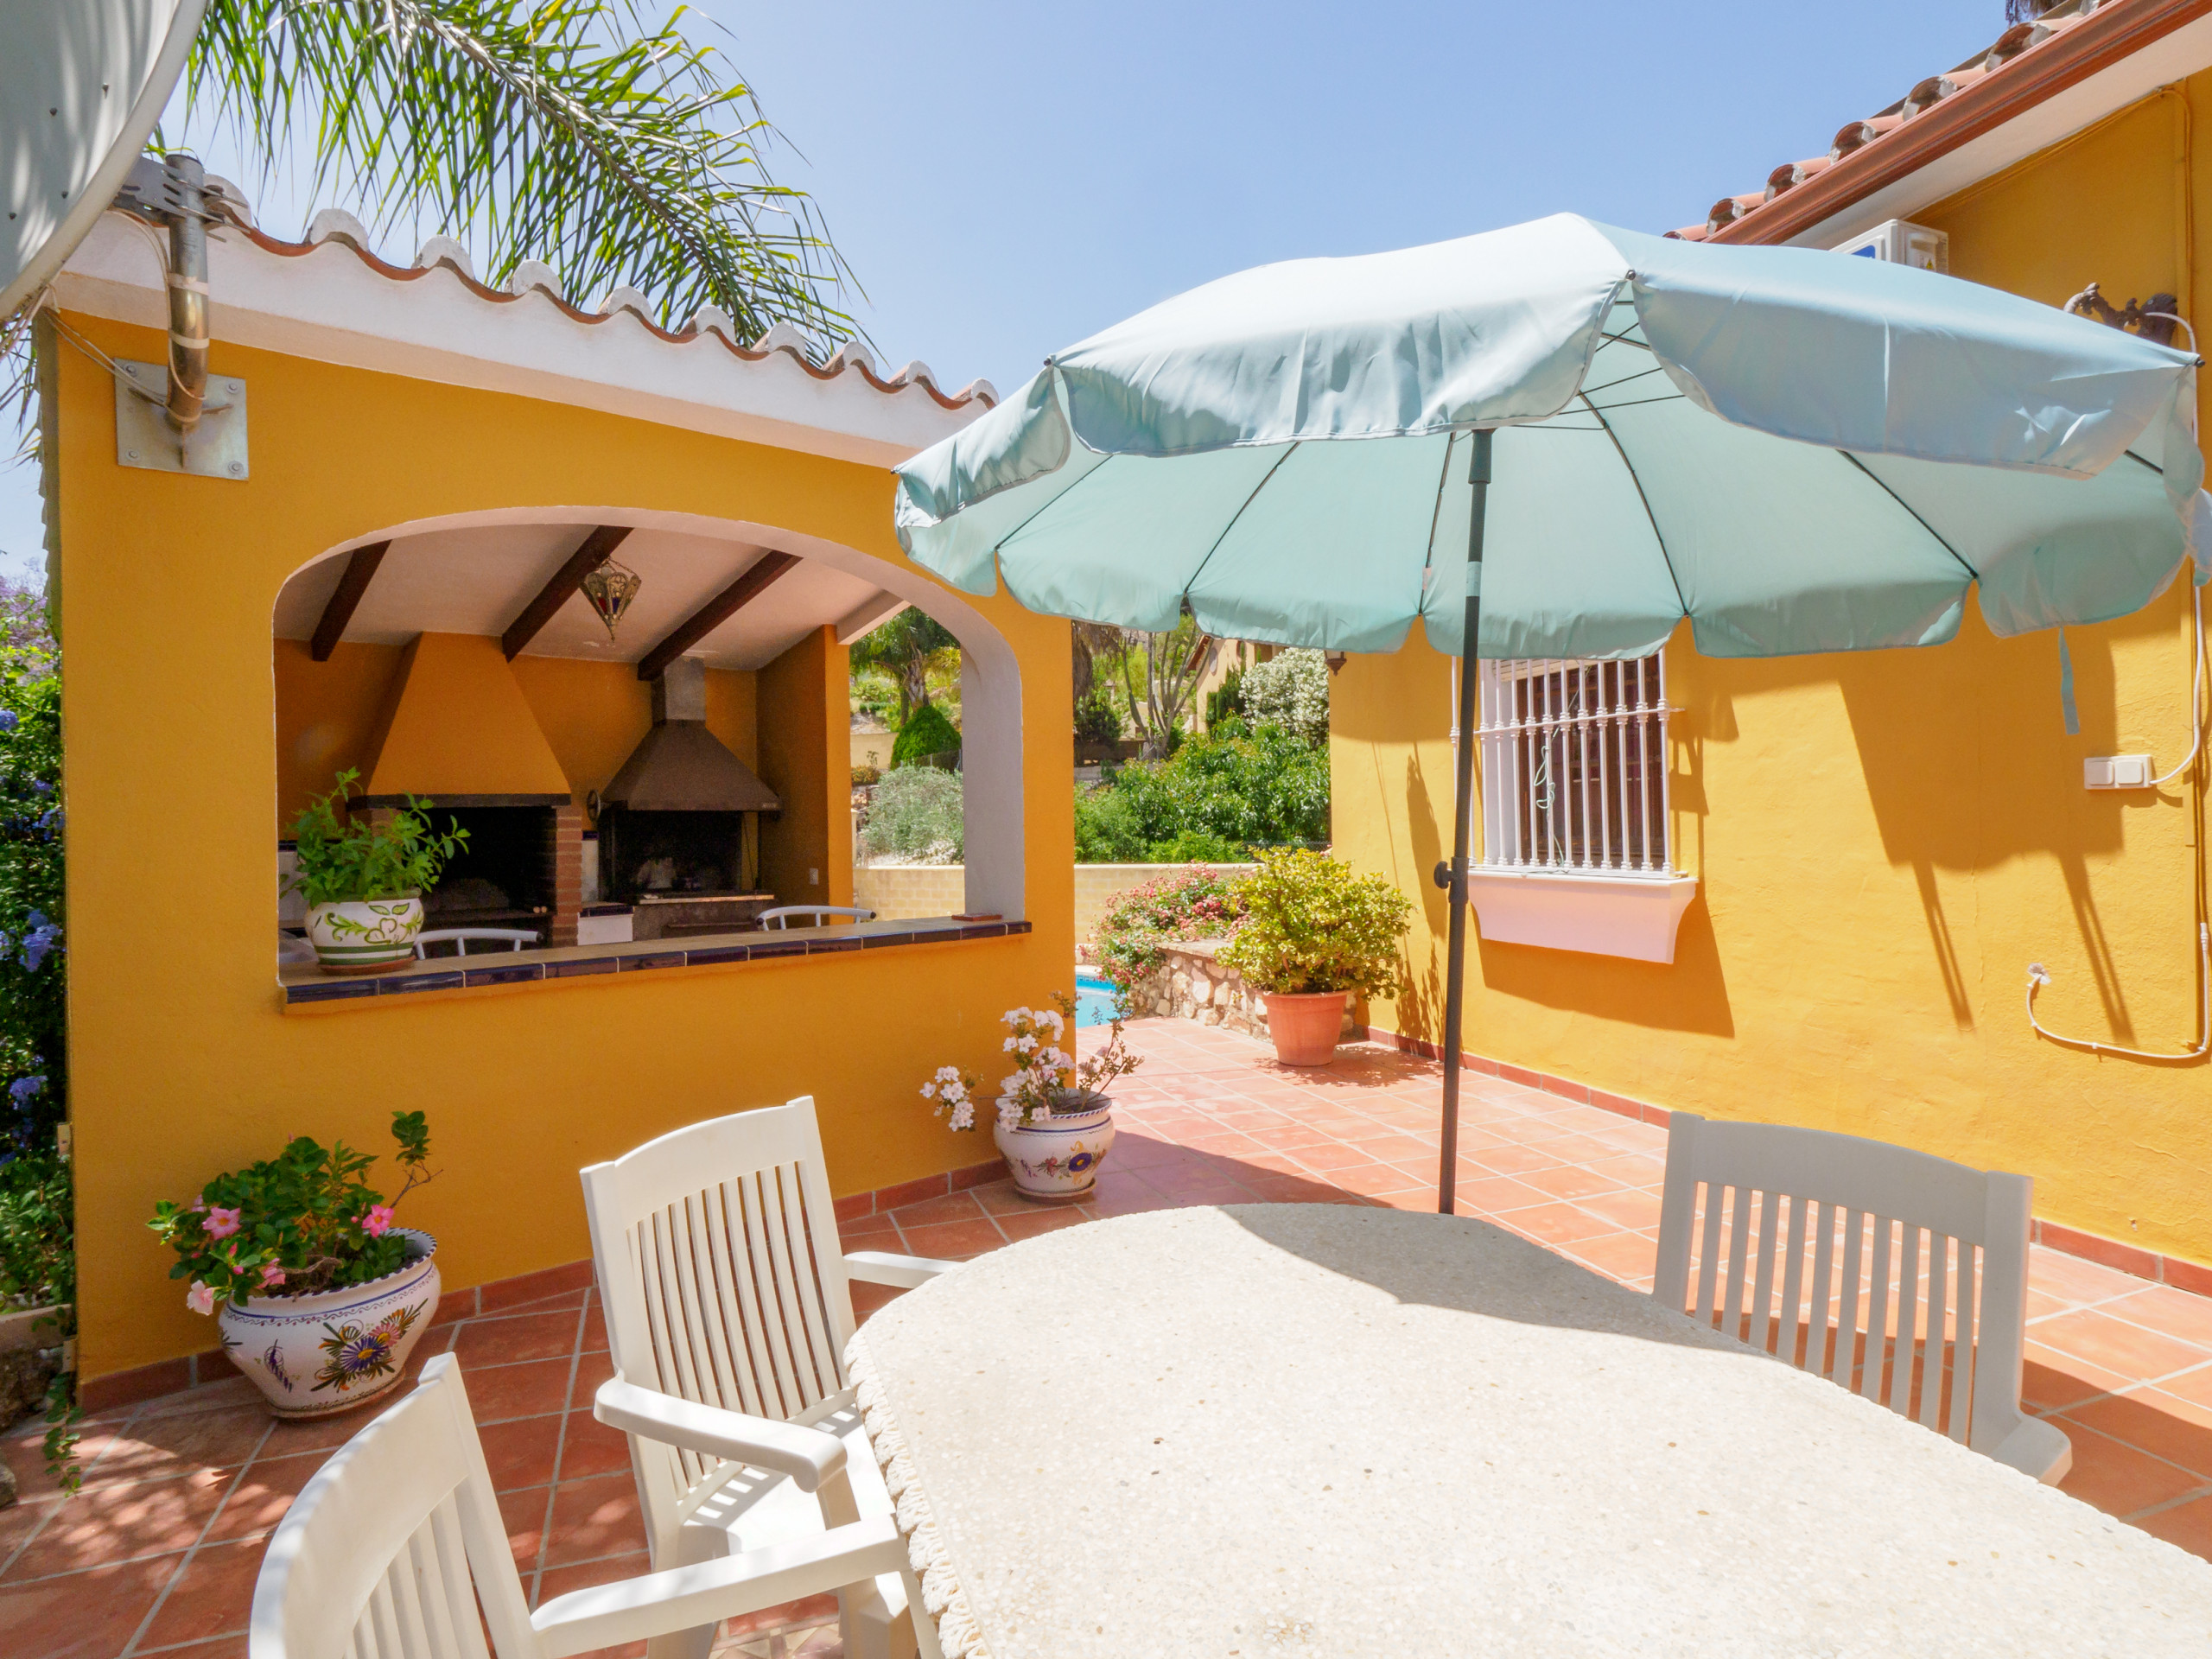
[1421,430,1459,579]
[1580,391,1687,413]
[1578,363,1670,398]
[989,451,1118,556]
[1835,451,1980,581]
[1180,442,1303,617]
[1573,392,1688,619]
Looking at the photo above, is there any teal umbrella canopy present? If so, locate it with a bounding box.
[896,213,2209,659]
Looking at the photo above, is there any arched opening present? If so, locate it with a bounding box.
[270,508,1022,971]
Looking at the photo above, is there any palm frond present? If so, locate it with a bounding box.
[188,1,860,352]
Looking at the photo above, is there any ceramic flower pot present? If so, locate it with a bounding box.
[305,898,424,975]
[218,1229,440,1419]
[1264,991,1348,1066]
[993,1094,1115,1200]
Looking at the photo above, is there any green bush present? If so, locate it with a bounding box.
[1219,849,1413,996]
[1090,868,1247,1000]
[891,702,961,768]
[1073,689,1122,745]
[862,766,963,862]
[1072,718,1327,861]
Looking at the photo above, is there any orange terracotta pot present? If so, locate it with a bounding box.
[1264,992,1345,1067]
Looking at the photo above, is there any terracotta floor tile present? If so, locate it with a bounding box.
[448,1309,587,1368]
[2055,1423,2209,1517]
[534,1546,653,1606]
[138,1537,271,1649]
[543,1472,649,1567]
[2030,1308,2212,1383]
[1277,1140,1381,1175]
[253,1406,378,1464]
[568,1347,618,1411]
[993,1208,1092,1243]
[2149,1362,2212,1415]
[499,1482,553,1572]
[558,1408,636,1483]
[2,1463,232,1581]
[463,1356,575,1424]
[143,1638,251,1659]
[137,1376,264,1419]
[2105,1285,2212,1353]
[1564,1230,1664,1286]
[880,1191,987,1229]
[0,1554,180,1659]
[2020,1341,2138,1412]
[1568,1186,1665,1233]
[582,1305,610,1354]
[203,1449,329,1544]
[892,1218,1011,1260]
[479,1412,565,1492]
[1319,1160,1429,1200]
[2133,1491,2212,1556]
[2057,1389,2212,1478]
[2026,1246,2143,1310]
[1499,1202,1624,1248]
[81,1408,271,1489]
[966,1179,1046,1215]
[1446,1173,1554,1217]
[1463,1141,1572,1177]
[1517,1162,1630,1204]
[1140,1158,1262,1195]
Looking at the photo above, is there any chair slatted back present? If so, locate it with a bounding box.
[251,1356,537,1659]
[582,1099,858,1555]
[1654,1113,2034,1457]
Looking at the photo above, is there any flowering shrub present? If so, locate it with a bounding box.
[148,1113,436,1315]
[921,995,1141,1130]
[1090,868,1248,1001]
[1239,649,1331,747]
[1219,849,1414,996]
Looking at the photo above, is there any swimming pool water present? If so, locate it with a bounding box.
[1074,972,1122,1027]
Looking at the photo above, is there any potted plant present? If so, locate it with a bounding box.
[921,994,1141,1200]
[1220,849,1414,1066]
[148,1111,441,1419]
[287,769,469,974]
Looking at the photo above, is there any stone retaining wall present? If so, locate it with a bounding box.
[853,861,1259,933]
[1131,940,1355,1041]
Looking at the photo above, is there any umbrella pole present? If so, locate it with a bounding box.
[1438,428,1493,1216]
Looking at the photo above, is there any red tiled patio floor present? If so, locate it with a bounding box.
[8,1019,2211,1657]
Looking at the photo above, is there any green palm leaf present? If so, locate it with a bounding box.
[186,1,859,351]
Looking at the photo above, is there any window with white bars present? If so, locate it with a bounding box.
[1472,655,1675,876]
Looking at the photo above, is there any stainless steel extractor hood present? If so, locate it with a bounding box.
[600,658,779,814]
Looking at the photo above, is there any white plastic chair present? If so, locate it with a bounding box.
[415,927,541,957]
[248,1353,903,1659]
[582,1099,957,1659]
[1655,1111,2070,1483]
[757,906,876,929]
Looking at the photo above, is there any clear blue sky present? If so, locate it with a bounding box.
[0,1,2011,586]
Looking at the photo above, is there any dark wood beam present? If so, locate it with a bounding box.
[637,550,801,682]
[309,541,391,662]
[501,525,633,660]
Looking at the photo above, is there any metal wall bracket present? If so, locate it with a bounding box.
[114,359,248,480]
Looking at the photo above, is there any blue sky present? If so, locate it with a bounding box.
[0,1,2010,586]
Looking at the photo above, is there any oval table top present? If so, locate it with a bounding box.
[847,1205,2212,1659]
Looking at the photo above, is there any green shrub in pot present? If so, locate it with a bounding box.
[288,770,469,974]
[1221,849,1414,1065]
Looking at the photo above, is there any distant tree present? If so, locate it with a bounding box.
[851,609,957,726]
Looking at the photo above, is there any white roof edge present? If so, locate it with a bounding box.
[52,213,991,469]
[1781,12,2212,249]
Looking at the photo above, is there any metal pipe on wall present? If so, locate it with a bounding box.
[162,153,208,435]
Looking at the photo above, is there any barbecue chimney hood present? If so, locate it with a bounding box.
[601,658,779,814]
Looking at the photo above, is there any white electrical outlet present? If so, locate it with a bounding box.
[809,868,821,887]
[2085,754,2154,790]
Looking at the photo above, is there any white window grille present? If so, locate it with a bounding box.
[1472,655,1675,876]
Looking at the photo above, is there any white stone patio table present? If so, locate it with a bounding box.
[846,1205,2212,1658]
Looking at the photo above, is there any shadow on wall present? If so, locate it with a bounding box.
[1389,741,1737,1046]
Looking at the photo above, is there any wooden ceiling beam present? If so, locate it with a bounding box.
[308,541,391,662]
[636,550,801,682]
[501,524,633,660]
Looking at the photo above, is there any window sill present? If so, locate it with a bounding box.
[1466,870,1697,964]
[279,916,1031,1007]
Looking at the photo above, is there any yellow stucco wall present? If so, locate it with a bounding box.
[1335,76,2212,1267]
[757,625,851,910]
[57,314,1072,1382]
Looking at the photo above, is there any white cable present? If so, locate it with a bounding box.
[2150,582,2204,787]
[2026,925,2210,1060]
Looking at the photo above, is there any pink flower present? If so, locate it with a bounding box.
[203,1206,241,1238]
[185,1280,215,1316]
[258,1262,286,1289]
[359,1205,395,1239]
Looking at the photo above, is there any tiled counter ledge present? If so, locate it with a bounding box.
[280,916,1031,1007]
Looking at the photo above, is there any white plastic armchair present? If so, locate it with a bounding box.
[1655,1111,2070,1484]
[758,906,876,930]
[248,1354,904,1659]
[415,928,540,957]
[581,1098,959,1659]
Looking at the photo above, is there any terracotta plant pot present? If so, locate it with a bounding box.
[305,898,424,975]
[217,1229,440,1419]
[1264,991,1346,1066]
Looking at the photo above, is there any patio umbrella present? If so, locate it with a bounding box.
[891,213,2209,1211]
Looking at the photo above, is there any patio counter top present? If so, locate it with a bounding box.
[848,1205,2212,1658]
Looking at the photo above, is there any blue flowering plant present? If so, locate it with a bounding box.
[148,1111,436,1316]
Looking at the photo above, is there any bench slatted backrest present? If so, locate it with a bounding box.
[1654,1113,2033,1454]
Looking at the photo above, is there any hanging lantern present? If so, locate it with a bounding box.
[580,557,642,642]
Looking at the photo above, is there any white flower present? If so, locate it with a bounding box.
[919,1082,937,1099]
[1038,1009,1065,1035]
[949,1101,975,1130]
[1000,1072,1027,1099]
[185,1280,216,1317]
[935,1065,963,1083]
[943,1080,969,1105]
[1016,1034,1038,1055]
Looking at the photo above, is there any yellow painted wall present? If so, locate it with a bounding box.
[58,315,1073,1382]
[360,632,571,798]
[757,626,849,908]
[273,639,401,830]
[1334,74,2212,1268]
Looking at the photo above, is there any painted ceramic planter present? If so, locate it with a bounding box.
[993,1094,1115,1200]
[219,1230,440,1419]
[1264,991,1347,1067]
[306,898,424,974]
